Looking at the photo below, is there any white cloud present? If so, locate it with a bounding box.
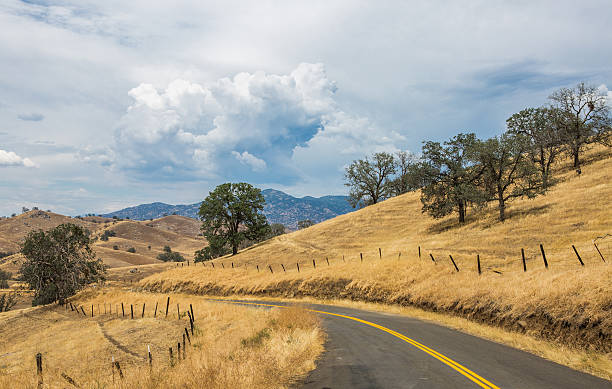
[17,112,44,121]
[0,149,37,168]
[232,151,267,172]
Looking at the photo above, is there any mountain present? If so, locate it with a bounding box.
[100,189,354,229]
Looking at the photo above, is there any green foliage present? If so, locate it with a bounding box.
[297,219,315,229]
[157,248,185,262]
[0,270,11,289]
[0,293,17,312]
[0,252,13,259]
[507,107,562,188]
[549,83,612,168]
[127,247,136,253]
[20,223,106,305]
[112,245,119,250]
[420,133,486,223]
[344,152,396,207]
[198,183,270,256]
[99,229,116,241]
[268,223,286,237]
[475,133,544,221]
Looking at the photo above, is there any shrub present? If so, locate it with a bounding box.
[113,245,119,250]
[0,270,11,289]
[0,293,17,312]
[157,246,184,262]
[127,247,136,253]
[0,252,14,260]
[100,230,116,241]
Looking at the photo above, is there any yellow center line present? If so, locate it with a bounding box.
[206,298,501,389]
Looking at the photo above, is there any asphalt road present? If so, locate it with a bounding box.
[212,299,611,389]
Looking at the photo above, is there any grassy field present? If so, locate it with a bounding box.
[0,288,323,388]
[140,148,611,373]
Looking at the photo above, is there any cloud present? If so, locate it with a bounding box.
[232,151,267,172]
[108,63,401,186]
[17,112,44,121]
[0,149,37,167]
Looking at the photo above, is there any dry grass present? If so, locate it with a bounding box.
[140,148,612,367]
[0,288,323,388]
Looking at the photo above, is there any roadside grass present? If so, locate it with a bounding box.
[0,288,323,388]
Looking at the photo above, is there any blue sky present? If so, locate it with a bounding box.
[1,0,611,216]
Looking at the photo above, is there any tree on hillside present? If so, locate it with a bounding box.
[0,293,17,312]
[475,133,544,221]
[549,83,612,168]
[344,152,396,208]
[0,270,11,289]
[506,107,562,188]
[389,151,421,196]
[297,219,315,229]
[268,223,286,237]
[20,223,106,305]
[198,183,270,256]
[419,133,486,223]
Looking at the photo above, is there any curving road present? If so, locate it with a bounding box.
[209,298,611,389]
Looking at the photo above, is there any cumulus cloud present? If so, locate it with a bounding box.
[0,150,37,167]
[232,151,267,172]
[18,112,44,121]
[598,84,612,106]
[109,63,403,187]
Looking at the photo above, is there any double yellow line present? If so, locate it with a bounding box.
[207,298,500,389]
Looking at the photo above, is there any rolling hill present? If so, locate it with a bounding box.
[141,147,612,365]
[100,189,353,229]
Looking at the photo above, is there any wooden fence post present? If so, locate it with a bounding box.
[177,342,181,361]
[185,328,191,344]
[418,246,421,259]
[61,372,79,388]
[130,304,134,319]
[398,252,401,260]
[165,297,170,318]
[379,248,382,259]
[91,305,94,317]
[268,265,273,273]
[521,248,527,272]
[114,360,123,379]
[142,303,146,318]
[182,334,186,359]
[539,244,549,269]
[572,245,584,266]
[190,304,194,322]
[121,303,125,317]
[594,243,606,262]
[296,263,300,272]
[281,264,286,272]
[256,265,259,272]
[360,253,363,262]
[342,255,345,262]
[177,303,180,319]
[312,259,316,269]
[326,257,329,266]
[429,253,436,263]
[80,306,86,316]
[448,255,459,272]
[477,254,481,275]
[36,352,43,389]
[232,262,234,268]
[148,345,152,370]
[169,347,174,367]
[154,302,158,318]
[211,262,215,269]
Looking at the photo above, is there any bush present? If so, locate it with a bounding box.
[100,230,116,241]
[113,245,119,250]
[0,252,13,259]
[0,270,11,289]
[127,247,136,253]
[157,251,185,262]
[163,245,172,253]
[0,293,17,312]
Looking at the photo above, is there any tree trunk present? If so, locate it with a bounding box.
[458,201,465,223]
[573,150,580,168]
[498,196,506,222]
[232,245,238,255]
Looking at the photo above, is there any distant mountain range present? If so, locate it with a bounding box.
[100,189,354,229]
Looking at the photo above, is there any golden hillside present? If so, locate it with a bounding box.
[142,147,612,357]
[0,213,206,273]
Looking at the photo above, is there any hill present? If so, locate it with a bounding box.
[0,214,206,273]
[100,189,353,229]
[141,147,612,375]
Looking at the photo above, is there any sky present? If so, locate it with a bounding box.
[1,0,611,216]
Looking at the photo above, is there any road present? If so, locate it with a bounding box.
[209,298,611,389]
